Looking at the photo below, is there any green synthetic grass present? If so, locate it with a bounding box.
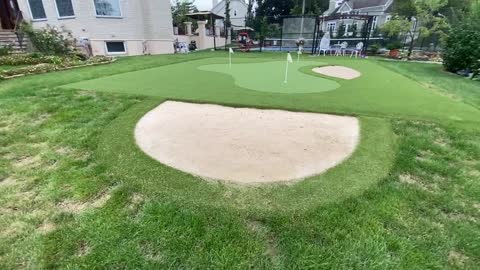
[64,55,480,124]
[0,52,479,268]
[198,61,340,93]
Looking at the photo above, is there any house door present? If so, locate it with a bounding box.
[0,0,20,30]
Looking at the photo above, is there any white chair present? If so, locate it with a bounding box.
[351,42,364,58]
[317,32,331,56]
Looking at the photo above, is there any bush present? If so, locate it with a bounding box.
[443,18,480,72]
[368,43,381,55]
[0,56,112,79]
[386,41,403,50]
[20,22,75,56]
[0,45,12,56]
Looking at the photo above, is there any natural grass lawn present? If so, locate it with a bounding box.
[0,52,479,268]
[378,60,480,109]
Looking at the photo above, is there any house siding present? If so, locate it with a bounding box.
[18,0,174,56]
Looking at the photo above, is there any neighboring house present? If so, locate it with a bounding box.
[211,0,248,28]
[0,0,175,56]
[323,0,393,37]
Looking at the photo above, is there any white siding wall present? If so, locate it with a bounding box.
[18,0,174,56]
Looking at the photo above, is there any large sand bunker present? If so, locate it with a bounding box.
[135,101,360,184]
[312,66,361,80]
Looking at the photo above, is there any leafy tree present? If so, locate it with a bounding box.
[290,0,329,15]
[382,0,451,57]
[171,0,198,31]
[351,23,358,37]
[443,2,480,73]
[255,0,295,23]
[225,0,232,28]
[337,22,346,38]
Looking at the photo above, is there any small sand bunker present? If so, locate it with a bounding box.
[312,66,361,80]
[135,101,360,184]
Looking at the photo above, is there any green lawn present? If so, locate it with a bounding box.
[0,52,479,268]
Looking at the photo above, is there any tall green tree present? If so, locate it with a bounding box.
[290,0,329,15]
[171,0,198,31]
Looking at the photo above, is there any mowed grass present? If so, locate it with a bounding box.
[0,52,479,268]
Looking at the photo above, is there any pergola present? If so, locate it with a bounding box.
[313,14,374,55]
[186,12,224,50]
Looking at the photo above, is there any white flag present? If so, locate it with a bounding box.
[229,47,234,54]
[287,53,293,63]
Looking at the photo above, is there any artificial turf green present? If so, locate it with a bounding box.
[64,55,480,124]
[198,61,340,93]
[1,52,479,268]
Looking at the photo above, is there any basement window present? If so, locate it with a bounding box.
[105,41,126,54]
[28,0,47,20]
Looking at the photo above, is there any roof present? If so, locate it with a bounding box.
[346,0,390,9]
[186,12,224,21]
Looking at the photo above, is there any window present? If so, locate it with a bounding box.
[28,0,47,20]
[327,22,336,31]
[55,0,75,18]
[105,41,126,54]
[94,0,121,17]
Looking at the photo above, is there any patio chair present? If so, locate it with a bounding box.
[317,32,331,56]
[351,42,364,58]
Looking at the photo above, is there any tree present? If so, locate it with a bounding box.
[171,0,198,34]
[255,0,295,23]
[443,1,480,73]
[225,0,231,51]
[382,0,451,57]
[290,0,329,15]
[337,22,346,38]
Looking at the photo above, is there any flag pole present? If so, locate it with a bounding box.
[284,60,289,83]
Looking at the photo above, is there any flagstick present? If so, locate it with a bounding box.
[229,52,232,68]
[284,60,289,84]
[297,52,300,63]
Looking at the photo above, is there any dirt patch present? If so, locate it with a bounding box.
[0,177,18,188]
[12,156,42,169]
[37,221,56,234]
[312,66,361,80]
[399,174,437,193]
[76,241,91,257]
[135,101,359,184]
[448,251,469,268]
[247,220,281,267]
[58,189,113,214]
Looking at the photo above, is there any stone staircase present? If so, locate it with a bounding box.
[0,30,27,54]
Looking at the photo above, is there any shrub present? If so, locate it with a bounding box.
[443,17,480,72]
[386,41,403,50]
[20,22,75,56]
[0,45,13,56]
[368,43,381,55]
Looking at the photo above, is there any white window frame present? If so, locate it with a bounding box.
[27,0,47,21]
[54,0,75,19]
[93,0,123,18]
[327,22,336,31]
[105,41,127,55]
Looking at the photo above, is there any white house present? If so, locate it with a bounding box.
[0,0,175,56]
[211,0,248,28]
[323,0,394,36]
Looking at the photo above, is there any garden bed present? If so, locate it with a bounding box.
[0,54,115,80]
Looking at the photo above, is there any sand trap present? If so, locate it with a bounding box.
[312,66,361,80]
[135,101,360,184]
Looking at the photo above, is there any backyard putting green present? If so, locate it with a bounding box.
[64,57,480,123]
[198,61,340,93]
